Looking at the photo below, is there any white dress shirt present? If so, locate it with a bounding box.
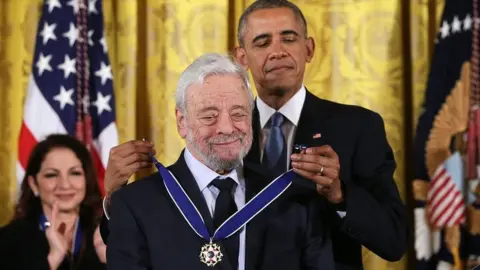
[256,85,346,218]
[256,85,306,167]
[184,148,246,270]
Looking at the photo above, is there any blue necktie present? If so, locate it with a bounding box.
[263,112,287,177]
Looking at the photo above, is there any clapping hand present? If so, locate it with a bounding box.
[46,201,69,269]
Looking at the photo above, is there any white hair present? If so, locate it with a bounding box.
[175,53,254,113]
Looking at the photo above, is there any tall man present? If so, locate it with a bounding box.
[232,1,407,269]
[101,1,408,269]
[106,53,334,270]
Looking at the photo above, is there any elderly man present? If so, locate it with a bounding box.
[105,53,334,270]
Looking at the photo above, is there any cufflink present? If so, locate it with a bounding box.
[293,144,307,154]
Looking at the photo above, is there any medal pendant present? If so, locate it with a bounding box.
[199,241,223,267]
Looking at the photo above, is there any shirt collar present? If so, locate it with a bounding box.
[183,148,244,192]
[256,85,306,128]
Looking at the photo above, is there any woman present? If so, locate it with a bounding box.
[0,134,106,269]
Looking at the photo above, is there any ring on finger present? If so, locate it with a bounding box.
[318,166,324,176]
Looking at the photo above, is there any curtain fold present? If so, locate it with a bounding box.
[0,0,42,223]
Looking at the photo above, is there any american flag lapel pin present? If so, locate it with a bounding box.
[313,133,321,139]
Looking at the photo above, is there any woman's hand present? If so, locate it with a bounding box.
[45,202,68,269]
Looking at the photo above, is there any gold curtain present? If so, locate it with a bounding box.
[0,0,446,269]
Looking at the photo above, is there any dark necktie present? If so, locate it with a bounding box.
[263,112,287,177]
[210,177,239,269]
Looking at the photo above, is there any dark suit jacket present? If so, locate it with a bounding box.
[106,152,334,270]
[245,90,408,270]
[0,215,105,270]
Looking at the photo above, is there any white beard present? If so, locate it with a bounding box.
[185,130,252,172]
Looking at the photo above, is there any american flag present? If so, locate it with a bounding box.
[426,153,466,229]
[17,0,118,195]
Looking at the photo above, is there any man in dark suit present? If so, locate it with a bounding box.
[231,1,408,269]
[105,53,334,270]
[102,1,408,269]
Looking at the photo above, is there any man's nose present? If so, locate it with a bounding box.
[268,40,288,60]
[216,113,234,134]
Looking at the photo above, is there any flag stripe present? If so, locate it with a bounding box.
[445,198,465,227]
[94,121,118,168]
[91,144,106,195]
[429,167,447,187]
[17,123,38,170]
[429,184,456,221]
[433,192,462,226]
[427,170,449,199]
[429,178,455,209]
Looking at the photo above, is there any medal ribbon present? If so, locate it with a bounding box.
[151,155,295,241]
[39,214,83,255]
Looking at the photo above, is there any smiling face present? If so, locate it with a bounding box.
[28,147,86,213]
[176,74,253,171]
[235,7,315,99]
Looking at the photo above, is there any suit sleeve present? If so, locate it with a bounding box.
[339,112,408,261]
[99,213,109,244]
[302,199,335,270]
[100,182,128,244]
[106,190,151,270]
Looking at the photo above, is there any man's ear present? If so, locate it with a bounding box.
[176,109,187,138]
[233,46,249,70]
[305,37,315,63]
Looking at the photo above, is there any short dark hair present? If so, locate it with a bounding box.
[14,134,102,232]
[237,0,308,47]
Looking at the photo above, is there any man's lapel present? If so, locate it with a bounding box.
[293,89,332,148]
[168,151,216,234]
[291,90,335,190]
[244,162,271,270]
